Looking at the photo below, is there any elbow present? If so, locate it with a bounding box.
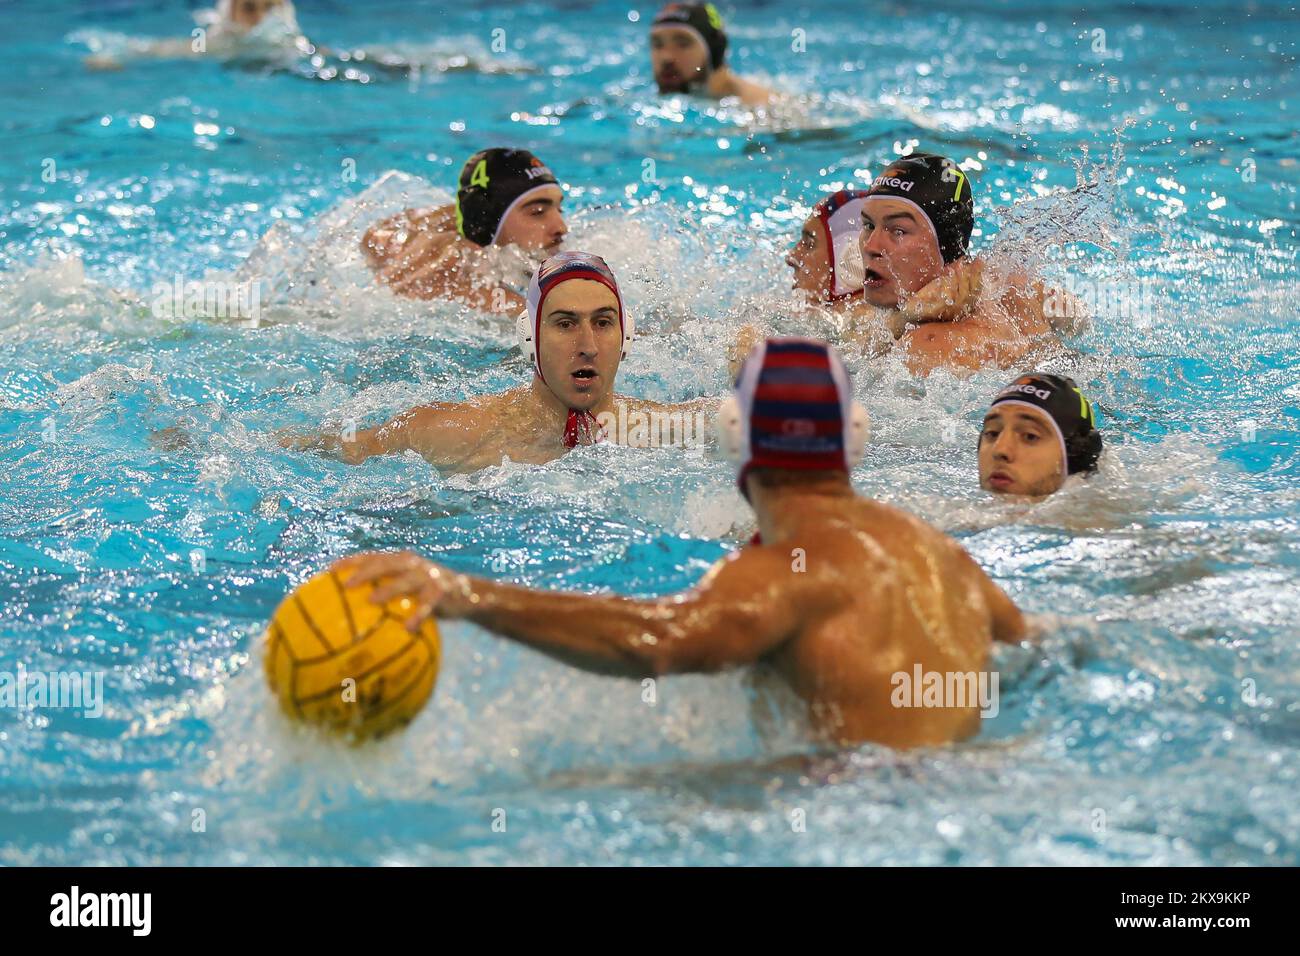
[627,639,674,680]
[620,623,690,679]
[633,631,733,678]
[338,440,373,465]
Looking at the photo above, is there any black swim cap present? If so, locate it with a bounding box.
[651,3,728,70]
[989,373,1103,475]
[863,152,975,264]
[455,148,559,247]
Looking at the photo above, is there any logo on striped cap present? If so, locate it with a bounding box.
[734,338,854,477]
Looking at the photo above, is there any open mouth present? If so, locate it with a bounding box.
[571,368,598,388]
[988,471,1015,491]
[863,267,888,288]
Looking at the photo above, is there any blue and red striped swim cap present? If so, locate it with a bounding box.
[725,337,865,497]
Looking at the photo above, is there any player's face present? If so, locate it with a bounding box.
[858,198,945,308]
[495,186,567,255]
[787,214,833,298]
[230,0,285,29]
[650,27,710,93]
[537,280,623,411]
[979,407,1066,497]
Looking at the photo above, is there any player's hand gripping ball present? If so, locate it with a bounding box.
[264,560,441,741]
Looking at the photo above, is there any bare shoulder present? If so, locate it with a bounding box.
[696,541,835,610]
[839,498,972,568]
[732,74,775,108]
[416,389,505,424]
[387,396,497,463]
[388,398,481,438]
[900,309,1026,374]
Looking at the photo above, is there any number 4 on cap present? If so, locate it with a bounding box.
[470,160,490,190]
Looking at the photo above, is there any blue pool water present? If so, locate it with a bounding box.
[1,0,1297,865]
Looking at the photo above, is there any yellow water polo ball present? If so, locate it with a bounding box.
[263,560,441,741]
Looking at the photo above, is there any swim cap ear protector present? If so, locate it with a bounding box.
[812,190,871,299]
[518,251,634,381]
[455,148,559,247]
[651,3,728,71]
[718,338,870,499]
[862,152,975,264]
[988,373,1103,475]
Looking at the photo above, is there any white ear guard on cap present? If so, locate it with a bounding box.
[820,194,869,298]
[844,403,870,465]
[834,234,865,295]
[516,308,536,365]
[715,396,871,466]
[517,310,635,370]
[716,395,746,462]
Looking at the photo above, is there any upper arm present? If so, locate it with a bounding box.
[728,323,765,378]
[951,544,1025,644]
[652,546,816,674]
[352,402,473,465]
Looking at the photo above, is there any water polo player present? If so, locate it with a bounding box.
[83,0,311,70]
[362,148,568,313]
[786,190,873,307]
[979,373,1103,498]
[284,251,715,471]
[341,337,1026,749]
[649,3,773,107]
[854,152,1070,375]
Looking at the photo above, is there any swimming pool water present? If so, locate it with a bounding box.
[0,0,1297,865]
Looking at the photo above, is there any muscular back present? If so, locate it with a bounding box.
[754,496,1019,747]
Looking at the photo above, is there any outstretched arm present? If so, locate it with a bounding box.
[339,545,814,678]
[727,323,765,379]
[279,402,473,466]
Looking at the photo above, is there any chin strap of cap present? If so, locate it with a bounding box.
[563,409,602,449]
